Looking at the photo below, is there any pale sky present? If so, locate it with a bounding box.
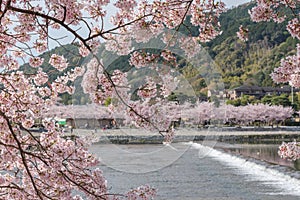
[223,0,251,8]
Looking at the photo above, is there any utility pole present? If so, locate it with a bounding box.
[291,85,294,105]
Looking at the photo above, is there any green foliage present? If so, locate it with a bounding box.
[104,97,112,107]
[292,93,300,110]
[261,94,292,107]
[227,93,293,108]
[167,92,178,102]
[168,92,197,104]
[209,95,220,107]
[226,94,258,106]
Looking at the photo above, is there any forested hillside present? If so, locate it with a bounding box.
[205,2,297,89]
[25,2,297,104]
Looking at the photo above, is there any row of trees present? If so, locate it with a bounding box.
[182,102,294,127]
[46,102,294,129]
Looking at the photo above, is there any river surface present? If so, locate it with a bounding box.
[90,141,300,200]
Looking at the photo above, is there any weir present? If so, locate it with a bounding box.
[188,142,300,197]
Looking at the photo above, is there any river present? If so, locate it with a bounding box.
[89,141,300,200]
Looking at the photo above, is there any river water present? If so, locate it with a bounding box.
[90,141,300,200]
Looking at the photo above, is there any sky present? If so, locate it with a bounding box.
[223,0,251,8]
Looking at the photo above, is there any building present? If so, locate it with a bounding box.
[207,85,299,101]
[66,118,122,129]
[228,85,298,100]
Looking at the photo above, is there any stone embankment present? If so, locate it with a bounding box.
[64,127,300,144]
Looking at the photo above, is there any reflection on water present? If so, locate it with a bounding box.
[215,143,300,170]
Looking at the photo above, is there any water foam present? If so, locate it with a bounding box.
[186,142,300,196]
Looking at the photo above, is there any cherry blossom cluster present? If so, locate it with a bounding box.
[49,54,69,71]
[33,69,48,86]
[105,34,133,56]
[190,0,226,41]
[129,51,157,68]
[82,59,129,105]
[82,58,102,95]
[125,185,156,200]
[179,37,201,59]
[137,77,158,99]
[126,101,180,141]
[29,57,44,68]
[278,140,300,161]
[182,102,215,125]
[249,4,275,22]
[287,18,300,40]
[130,20,164,43]
[0,55,19,71]
[159,72,179,98]
[271,44,300,87]
[161,50,177,65]
[237,25,249,42]
[222,103,294,125]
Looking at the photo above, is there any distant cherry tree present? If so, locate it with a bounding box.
[184,103,293,127]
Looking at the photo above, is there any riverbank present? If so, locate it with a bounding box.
[67,127,300,144]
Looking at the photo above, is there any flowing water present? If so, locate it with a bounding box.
[90,141,300,200]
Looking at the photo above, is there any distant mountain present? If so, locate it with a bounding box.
[23,2,297,104]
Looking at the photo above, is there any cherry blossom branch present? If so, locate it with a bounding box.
[7,5,92,51]
[87,13,153,41]
[0,111,45,200]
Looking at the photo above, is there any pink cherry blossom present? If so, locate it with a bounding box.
[287,18,300,40]
[49,54,69,71]
[271,44,300,87]
[237,25,248,42]
[21,117,34,129]
[126,185,156,199]
[29,57,44,68]
[278,140,300,161]
[137,77,157,99]
[34,70,48,86]
[79,44,90,57]
[33,40,48,53]
[129,51,156,68]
